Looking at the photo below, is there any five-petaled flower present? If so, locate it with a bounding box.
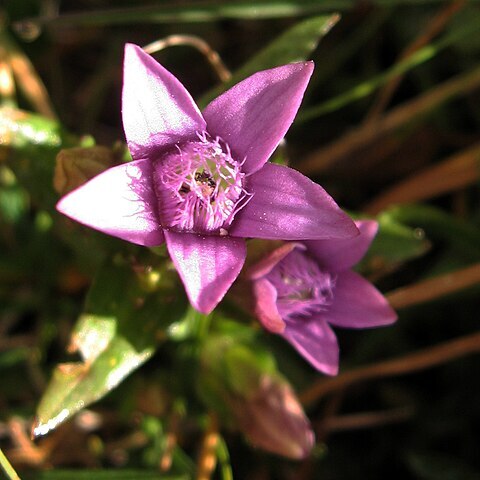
[248,220,397,375]
[57,43,358,314]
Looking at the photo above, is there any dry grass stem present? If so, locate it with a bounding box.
[323,406,415,432]
[196,414,220,480]
[386,263,480,310]
[0,334,35,351]
[364,142,480,214]
[7,418,45,467]
[2,35,57,119]
[0,53,16,103]
[160,411,180,472]
[297,65,480,175]
[300,330,480,407]
[143,35,231,83]
[364,0,466,122]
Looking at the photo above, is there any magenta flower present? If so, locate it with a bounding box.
[57,43,357,314]
[248,220,397,375]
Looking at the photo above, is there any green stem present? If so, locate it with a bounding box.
[0,448,21,480]
[216,435,233,480]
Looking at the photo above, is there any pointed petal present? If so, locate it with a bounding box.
[165,231,246,314]
[203,62,313,175]
[122,44,206,160]
[305,220,378,271]
[283,317,339,375]
[251,278,285,333]
[248,242,302,280]
[230,163,358,240]
[326,271,397,329]
[56,160,164,246]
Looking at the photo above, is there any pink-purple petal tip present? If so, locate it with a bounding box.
[165,231,246,314]
[326,271,398,329]
[230,163,358,241]
[305,219,378,271]
[56,159,164,247]
[204,62,314,175]
[122,43,206,160]
[283,319,339,375]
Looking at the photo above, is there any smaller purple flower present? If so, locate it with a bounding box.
[57,44,358,314]
[248,221,397,375]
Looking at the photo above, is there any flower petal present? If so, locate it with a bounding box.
[164,231,246,314]
[230,163,358,240]
[203,62,313,175]
[251,278,285,333]
[122,43,206,160]
[283,317,339,375]
[56,160,164,246]
[248,242,302,280]
[305,220,378,271]
[326,271,397,329]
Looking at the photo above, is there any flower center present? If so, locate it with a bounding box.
[154,133,250,234]
[265,249,335,320]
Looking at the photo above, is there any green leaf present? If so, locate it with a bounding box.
[298,14,480,122]
[198,14,340,106]
[18,1,466,30]
[385,204,480,261]
[1,108,78,209]
[358,210,431,273]
[0,181,29,224]
[0,108,72,150]
[407,452,480,480]
[34,259,187,437]
[18,2,351,30]
[0,347,30,369]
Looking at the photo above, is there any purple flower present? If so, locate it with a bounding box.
[57,43,357,314]
[248,220,397,375]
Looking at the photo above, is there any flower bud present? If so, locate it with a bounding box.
[198,333,314,459]
[230,374,314,459]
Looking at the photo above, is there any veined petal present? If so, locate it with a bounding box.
[230,163,358,240]
[305,220,378,271]
[283,318,339,375]
[203,62,314,175]
[251,278,285,333]
[56,160,164,246]
[326,271,397,329]
[165,231,246,314]
[122,44,206,160]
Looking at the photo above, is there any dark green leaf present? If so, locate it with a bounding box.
[298,14,480,122]
[358,209,431,273]
[1,108,78,209]
[199,14,340,106]
[386,204,480,261]
[34,259,187,437]
[407,452,480,480]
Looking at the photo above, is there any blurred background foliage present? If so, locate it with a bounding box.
[1,1,480,479]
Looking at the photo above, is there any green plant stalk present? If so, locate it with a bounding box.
[0,448,21,480]
[216,435,233,480]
